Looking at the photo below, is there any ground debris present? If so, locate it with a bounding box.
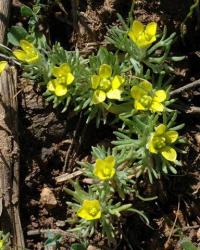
[40,187,57,208]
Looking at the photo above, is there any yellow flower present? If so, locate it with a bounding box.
[0,61,8,74]
[128,20,157,48]
[91,64,125,104]
[77,199,101,221]
[147,124,178,162]
[131,80,166,112]
[93,155,116,180]
[47,63,74,96]
[13,40,40,63]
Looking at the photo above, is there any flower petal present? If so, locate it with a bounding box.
[155,124,166,135]
[99,64,112,78]
[91,75,101,89]
[106,89,122,100]
[20,40,35,52]
[0,61,8,74]
[161,146,177,162]
[52,63,71,78]
[25,54,39,63]
[134,100,146,110]
[145,22,157,39]
[147,135,158,154]
[128,30,137,44]
[131,20,144,37]
[54,84,68,96]
[131,86,146,99]
[47,80,55,92]
[165,131,178,143]
[104,155,115,168]
[13,49,27,61]
[151,101,164,112]
[153,90,166,102]
[60,63,71,74]
[92,90,106,104]
[93,159,107,180]
[112,75,125,89]
[139,80,152,91]
[66,72,74,85]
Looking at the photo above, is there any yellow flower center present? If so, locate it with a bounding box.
[103,167,112,177]
[140,95,152,107]
[154,136,166,149]
[99,79,111,90]
[57,76,66,84]
[89,207,98,217]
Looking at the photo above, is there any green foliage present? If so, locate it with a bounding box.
[7,26,28,46]
[180,238,199,250]
[181,0,200,38]
[64,179,147,245]
[0,231,10,250]
[71,243,87,250]
[44,232,62,247]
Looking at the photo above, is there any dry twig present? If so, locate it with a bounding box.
[170,78,200,96]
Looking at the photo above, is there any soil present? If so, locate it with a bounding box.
[8,0,200,249]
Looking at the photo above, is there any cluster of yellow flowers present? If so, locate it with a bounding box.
[77,156,115,221]
[77,124,178,221]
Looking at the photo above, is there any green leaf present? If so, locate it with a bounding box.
[20,5,33,17]
[33,5,41,14]
[7,26,28,46]
[71,243,87,250]
[44,233,62,246]
[180,238,198,250]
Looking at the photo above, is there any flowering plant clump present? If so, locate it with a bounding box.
[131,80,167,112]
[147,124,178,162]
[128,20,157,48]
[3,2,186,248]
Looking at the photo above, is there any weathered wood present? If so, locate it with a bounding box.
[0,0,25,249]
[0,0,10,43]
[0,67,25,249]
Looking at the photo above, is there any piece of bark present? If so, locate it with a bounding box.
[0,0,10,43]
[0,67,25,249]
[0,1,25,249]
